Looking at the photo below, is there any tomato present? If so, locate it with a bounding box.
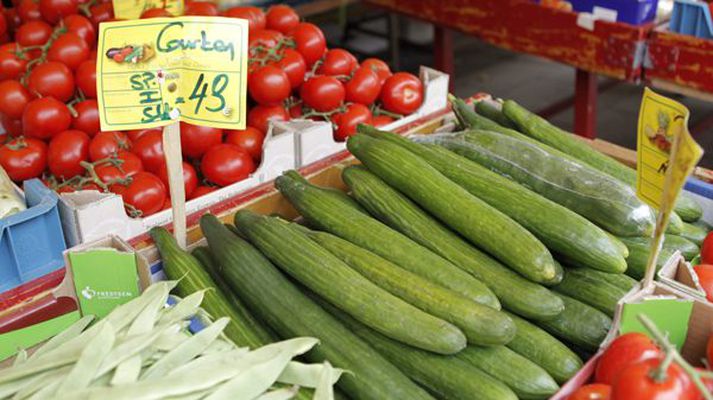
[249,29,283,52]
[75,59,96,98]
[266,5,299,34]
[611,358,696,400]
[345,66,381,106]
[707,334,713,368]
[61,15,95,48]
[89,131,130,161]
[225,126,264,161]
[111,171,166,217]
[694,264,713,302]
[94,150,143,183]
[70,99,100,137]
[318,49,358,77]
[0,137,47,181]
[300,76,345,112]
[184,1,218,16]
[131,130,165,173]
[702,232,713,264]
[88,2,113,27]
[48,129,90,179]
[596,332,661,385]
[127,127,160,142]
[0,80,31,120]
[331,103,372,142]
[18,0,42,23]
[289,102,303,118]
[1,114,23,138]
[140,8,172,18]
[28,61,75,102]
[247,105,289,133]
[380,72,423,115]
[273,48,306,89]
[372,114,395,127]
[156,161,198,198]
[47,32,89,70]
[201,144,255,187]
[361,58,392,85]
[248,64,291,106]
[23,97,72,140]
[290,23,326,66]
[697,368,713,400]
[39,0,78,24]
[179,122,222,159]
[188,185,217,200]
[223,6,265,31]
[569,384,612,400]
[15,20,52,52]
[0,43,28,80]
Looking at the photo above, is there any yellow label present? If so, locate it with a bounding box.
[113,0,184,20]
[636,87,703,211]
[96,17,248,131]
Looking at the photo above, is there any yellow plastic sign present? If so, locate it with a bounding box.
[636,87,703,211]
[96,17,248,131]
[113,0,184,20]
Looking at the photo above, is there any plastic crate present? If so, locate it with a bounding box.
[0,179,67,293]
[569,0,659,25]
[669,0,713,39]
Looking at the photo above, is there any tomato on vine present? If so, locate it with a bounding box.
[71,99,100,137]
[0,137,47,181]
[179,122,223,159]
[361,58,392,85]
[189,185,217,200]
[300,76,345,112]
[568,384,611,400]
[0,43,28,80]
[248,64,291,106]
[111,171,166,217]
[345,66,381,106]
[273,48,306,89]
[15,20,52,49]
[225,126,265,161]
[39,0,78,25]
[89,131,131,161]
[47,129,90,179]
[22,97,72,140]
[94,151,143,183]
[201,144,255,187]
[266,5,299,34]
[380,72,423,115]
[248,105,289,133]
[184,1,219,16]
[61,14,96,48]
[223,6,265,31]
[318,49,358,77]
[140,8,173,19]
[611,358,696,400]
[595,332,661,385]
[331,103,372,141]
[372,114,395,127]
[75,59,97,99]
[131,130,165,173]
[28,61,76,102]
[156,161,199,199]
[88,2,114,27]
[291,22,326,66]
[0,80,31,120]
[47,32,90,70]
[17,0,42,23]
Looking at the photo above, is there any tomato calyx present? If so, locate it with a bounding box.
[79,156,134,192]
[249,37,295,67]
[4,136,29,151]
[19,25,68,76]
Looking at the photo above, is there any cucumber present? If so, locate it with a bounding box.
[677,195,704,222]
[681,222,708,246]
[505,311,583,384]
[275,171,500,309]
[321,299,518,400]
[347,132,559,284]
[666,234,701,259]
[342,165,564,320]
[693,219,712,232]
[458,346,559,399]
[200,215,434,400]
[234,210,468,354]
[566,266,638,292]
[451,96,544,146]
[535,293,612,352]
[303,226,516,346]
[150,227,270,348]
[475,100,518,129]
[619,236,676,279]
[553,267,629,317]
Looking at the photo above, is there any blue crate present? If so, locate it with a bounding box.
[0,179,67,293]
[685,177,713,199]
[669,0,713,39]
[569,0,659,25]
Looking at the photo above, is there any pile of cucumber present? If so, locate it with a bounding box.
[149,97,708,400]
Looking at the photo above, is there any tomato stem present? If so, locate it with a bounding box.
[371,105,403,120]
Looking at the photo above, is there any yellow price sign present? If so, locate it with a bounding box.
[96,17,248,131]
[113,0,184,20]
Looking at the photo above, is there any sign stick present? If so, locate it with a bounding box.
[162,122,187,249]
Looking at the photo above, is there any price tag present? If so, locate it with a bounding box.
[96,17,248,131]
[113,0,184,20]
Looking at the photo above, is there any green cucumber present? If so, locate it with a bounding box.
[505,311,583,384]
[347,132,559,284]
[693,219,712,232]
[451,96,544,146]
[618,236,675,279]
[274,171,500,309]
[458,346,559,399]
[566,266,638,292]
[200,215,434,400]
[666,234,701,259]
[234,210,467,354]
[677,195,704,222]
[681,222,708,245]
[342,164,564,320]
[475,100,518,129]
[303,226,516,346]
[536,293,612,351]
[553,267,629,316]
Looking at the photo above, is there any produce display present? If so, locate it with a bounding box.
[0,1,423,218]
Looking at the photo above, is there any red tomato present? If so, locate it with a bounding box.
[156,161,198,198]
[380,72,423,115]
[707,334,713,369]
[127,127,160,143]
[48,129,90,179]
[75,59,96,98]
[318,49,358,77]
[140,8,172,18]
[15,20,52,48]
[702,232,713,264]
[569,384,612,400]
[225,126,264,161]
[0,80,31,120]
[698,368,713,400]
[28,61,75,102]
[361,58,392,85]
[290,22,326,66]
[0,137,47,181]
[611,358,696,400]
[345,66,381,106]
[0,114,23,138]
[372,114,395,127]
[111,171,166,217]
[88,2,113,27]
[694,264,713,302]
[266,5,299,34]
[248,64,291,106]
[596,332,661,385]
[61,15,96,48]
[300,76,344,112]
[0,43,28,80]
[179,122,222,159]
[89,131,130,161]
[132,130,165,173]
[23,97,72,140]
[331,103,372,142]
[223,6,265,31]
[247,105,289,133]
[184,1,218,16]
[201,144,255,187]
[94,151,143,183]
[189,185,217,200]
[71,99,100,137]
[289,102,303,118]
[273,48,306,89]
[39,0,78,24]
[17,0,42,23]
[47,32,90,70]
[249,29,283,53]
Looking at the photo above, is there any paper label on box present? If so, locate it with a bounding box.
[96,17,248,131]
[592,6,618,22]
[113,0,184,20]
[620,297,694,348]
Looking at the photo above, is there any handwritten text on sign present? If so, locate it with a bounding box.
[96,17,248,131]
[112,0,184,21]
